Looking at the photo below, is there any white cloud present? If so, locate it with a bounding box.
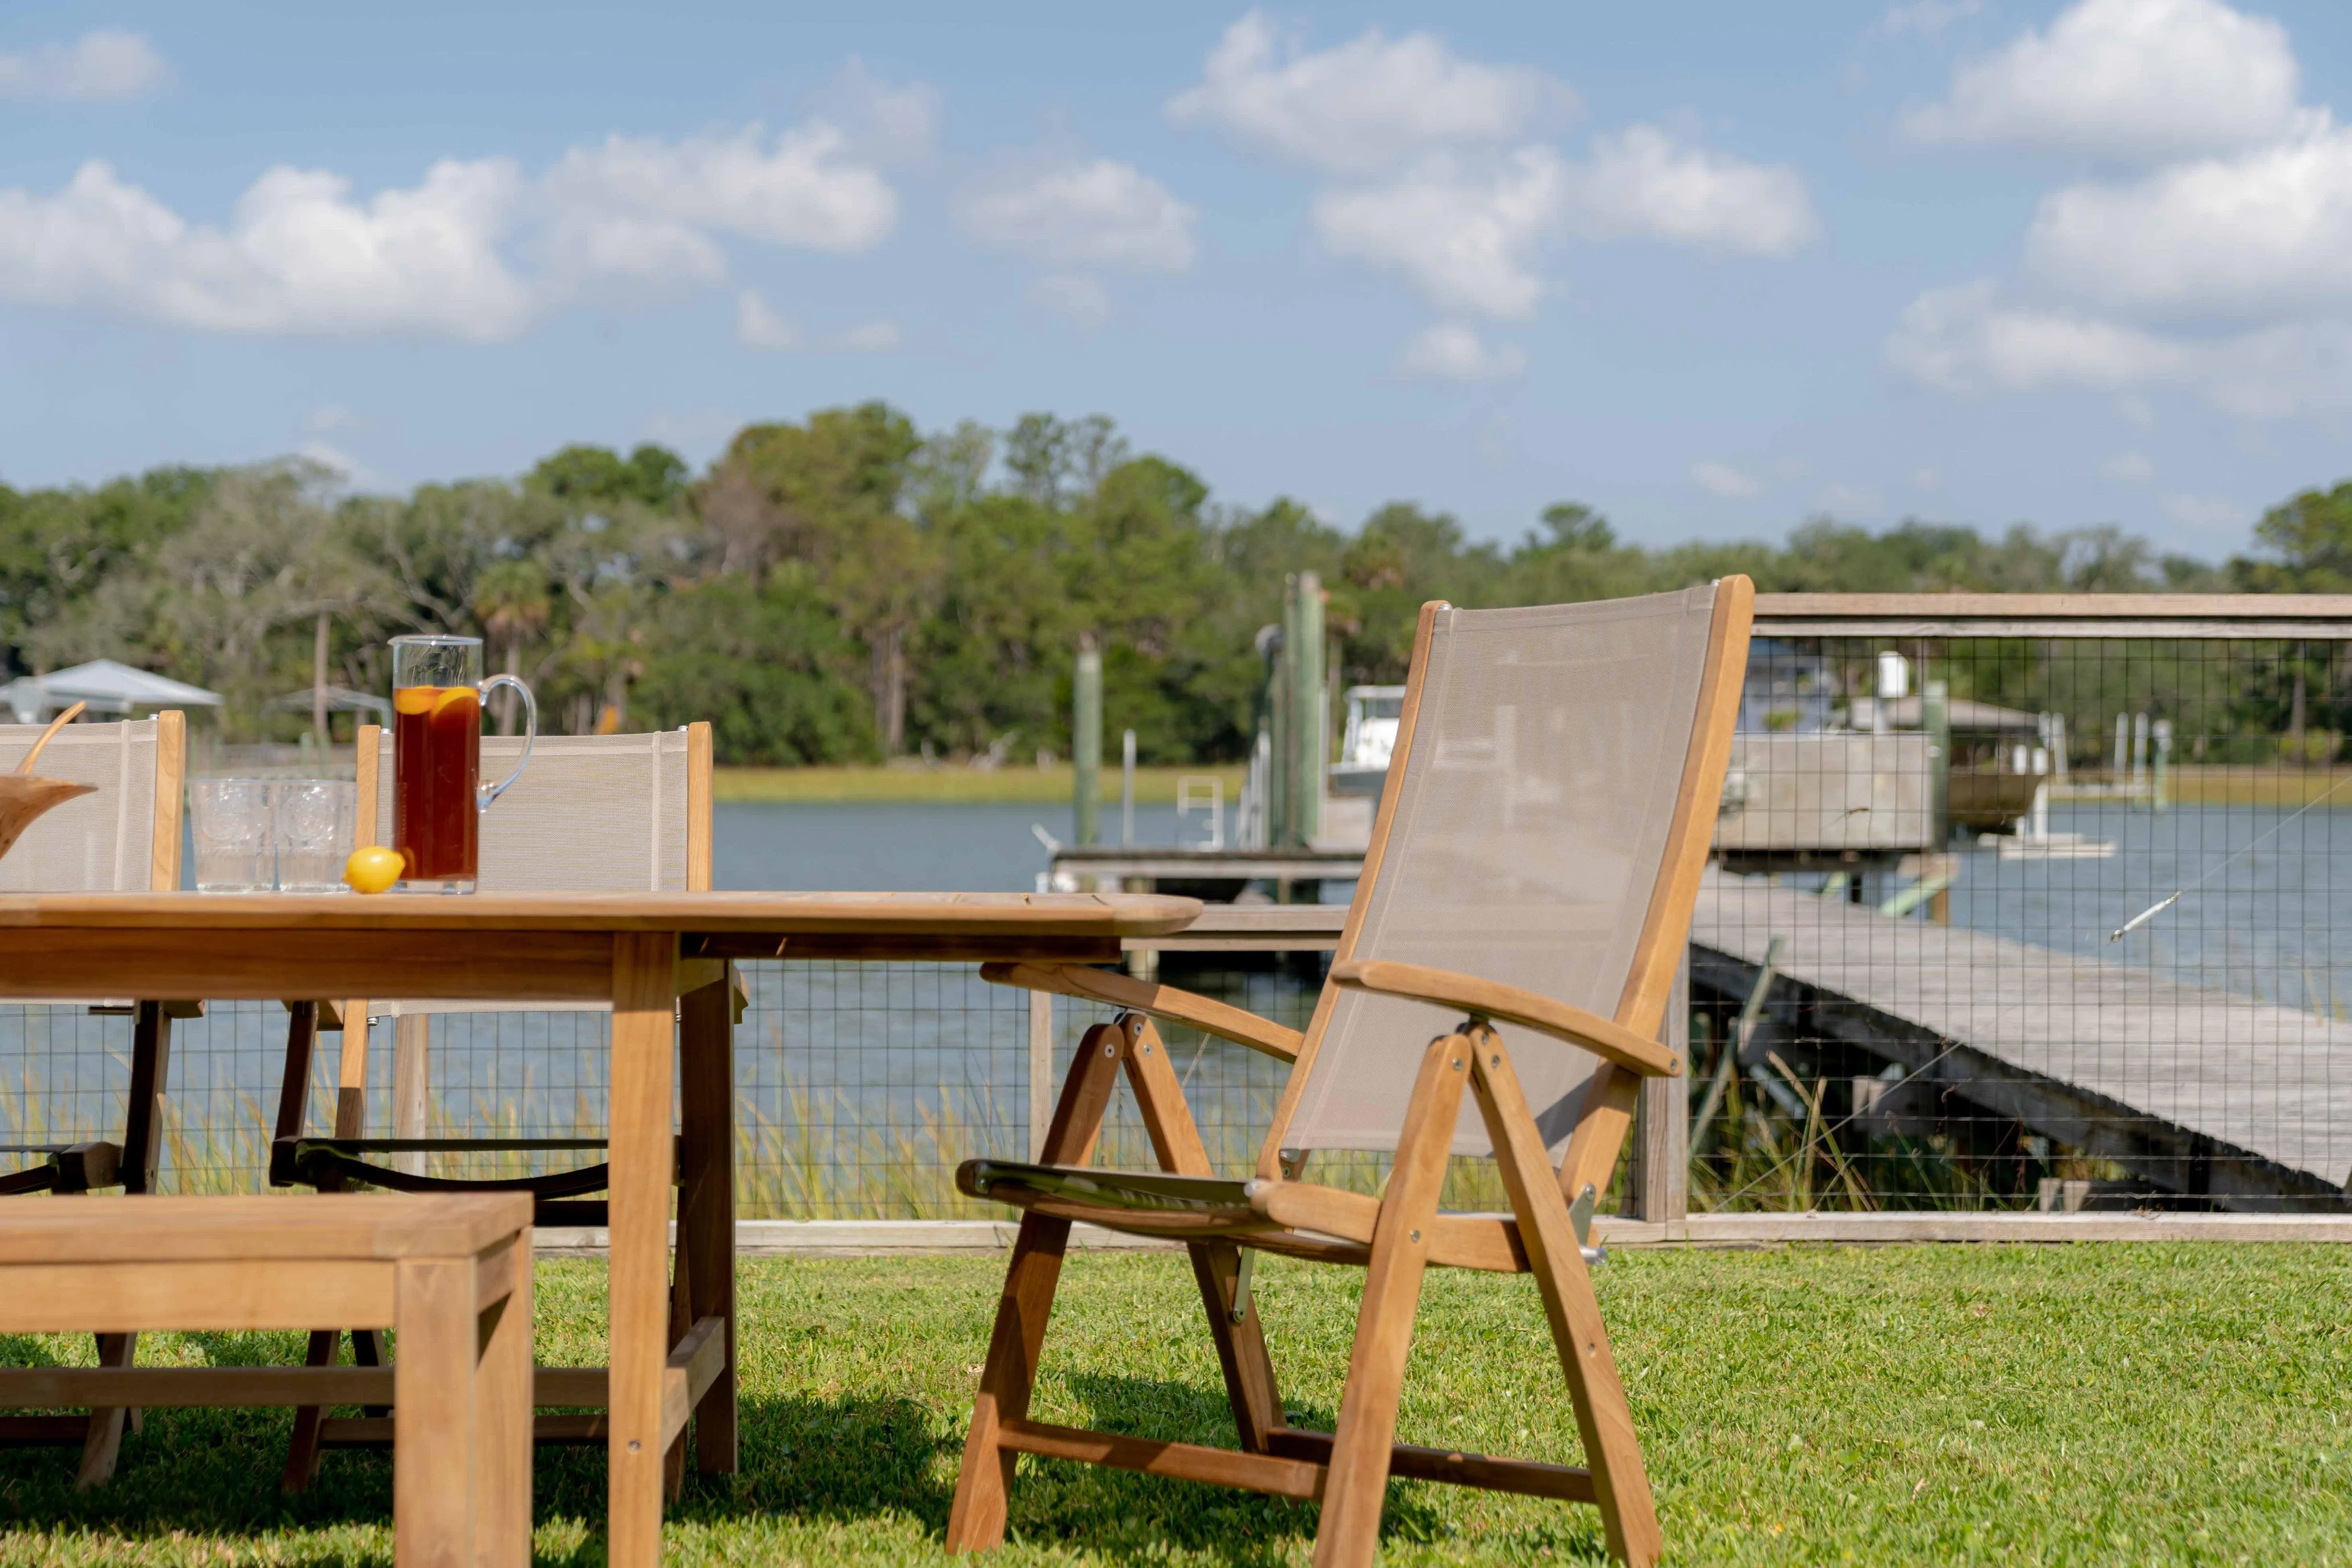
[1166,11,1575,176]
[305,403,356,434]
[958,157,1197,272]
[0,107,908,339]
[0,29,167,103]
[2160,491,2247,529]
[2119,394,2157,425]
[1312,129,1813,321]
[1885,280,2189,393]
[1823,482,1884,513]
[1902,0,2307,159]
[1691,459,1764,499]
[2102,451,2156,482]
[814,59,940,166]
[0,157,534,338]
[1876,0,1984,38]
[1315,148,1563,319]
[1885,279,2352,417]
[544,122,897,288]
[734,289,799,350]
[1030,274,1111,325]
[2026,122,2352,316]
[1566,126,1816,256]
[1913,467,1940,489]
[1401,322,1525,381]
[736,291,901,353]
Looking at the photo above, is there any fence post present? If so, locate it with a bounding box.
[1630,955,1690,1223]
[392,1015,429,1177]
[1028,989,1054,1162]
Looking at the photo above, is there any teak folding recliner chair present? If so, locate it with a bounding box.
[951,581,1753,1567]
[0,710,194,1484]
[270,723,743,1488]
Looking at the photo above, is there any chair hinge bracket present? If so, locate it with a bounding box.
[1569,1182,1606,1267]
[1229,1246,1256,1323]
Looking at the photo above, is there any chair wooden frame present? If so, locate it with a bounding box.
[269,721,742,1493]
[949,582,1754,1567]
[0,710,191,1486]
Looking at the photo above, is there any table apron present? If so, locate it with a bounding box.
[0,929,624,1002]
[685,933,1123,964]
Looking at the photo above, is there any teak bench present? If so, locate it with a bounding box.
[0,1194,533,1568]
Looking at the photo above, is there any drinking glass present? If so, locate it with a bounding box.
[188,779,275,892]
[389,634,535,893]
[275,779,357,894]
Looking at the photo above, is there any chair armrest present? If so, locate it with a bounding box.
[979,962,1301,1061]
[1329,959,1680,1078]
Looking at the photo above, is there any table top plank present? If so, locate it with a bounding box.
[0,890,1200,936]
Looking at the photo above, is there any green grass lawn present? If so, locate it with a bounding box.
[3,1244,2350,1564]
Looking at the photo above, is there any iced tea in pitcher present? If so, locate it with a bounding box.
[388,634,535,893]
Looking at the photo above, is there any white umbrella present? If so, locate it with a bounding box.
[13,659,225,718]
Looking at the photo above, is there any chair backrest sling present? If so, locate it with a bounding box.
[1268,585,1751,1162]
[0,713,184,894]
[357,727,712,893]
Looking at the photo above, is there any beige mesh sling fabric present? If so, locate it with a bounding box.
[269,722,732,1489]
[271,725,716,1207]
[1284,591,1725,1160]
[946,582,1754,1568]
[0,714,185,1190]
[0,717,170,896]
[0,714,189,1487]
[364,730,698,1015]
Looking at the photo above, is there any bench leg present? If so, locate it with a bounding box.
[477,1240,534,1568]
[396,1256,480,1568]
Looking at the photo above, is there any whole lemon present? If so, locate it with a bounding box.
[343,845,405,895]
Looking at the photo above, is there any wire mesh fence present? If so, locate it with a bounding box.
[0,958,1330,1216]
[4,607,2349,1220]
[1697,622,2352,1214]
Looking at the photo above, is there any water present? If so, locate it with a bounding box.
[712,801,1213,892]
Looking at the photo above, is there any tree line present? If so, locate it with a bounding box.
[3,401,2346,766]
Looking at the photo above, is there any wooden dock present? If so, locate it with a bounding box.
[1690,871,2352,1207]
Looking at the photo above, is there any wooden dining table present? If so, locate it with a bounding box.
[0,888,1200,1567]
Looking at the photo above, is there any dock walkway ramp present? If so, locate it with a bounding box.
[1690,871,2352,1207]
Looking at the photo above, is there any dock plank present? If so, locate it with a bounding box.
[1691,871,2352,1196]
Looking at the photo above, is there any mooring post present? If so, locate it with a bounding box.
[1287,572,1325,849]
[1121,728,1136,846]
[1074,635,1102,848]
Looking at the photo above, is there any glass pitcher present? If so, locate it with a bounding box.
[389,634,536,893]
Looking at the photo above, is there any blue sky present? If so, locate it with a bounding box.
[4,0,2352,559]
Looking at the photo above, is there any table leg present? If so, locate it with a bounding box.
[607,934,678,1568]
[678,969,736,1474]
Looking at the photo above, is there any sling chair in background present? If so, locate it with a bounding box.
[0,711,194,1484]
[269,723,742,1490]
[951,580,1753,1567]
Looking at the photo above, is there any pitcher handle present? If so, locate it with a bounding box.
[478,675,537,811]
